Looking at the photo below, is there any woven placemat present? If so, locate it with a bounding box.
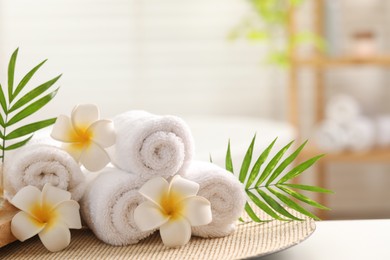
[0,210,315,260]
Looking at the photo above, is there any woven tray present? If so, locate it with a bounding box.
[0,208,315,259]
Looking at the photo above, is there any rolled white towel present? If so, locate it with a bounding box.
[109,110,194,180]
[325,94,361,123]
[80,167,152,246]
[344,117,375,151]
[4,144,85,201]
[184,161,246,238]
[314,120,349,152]
[374,115,390,147]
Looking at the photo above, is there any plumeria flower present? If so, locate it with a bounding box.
[51,104,116,171]
[134,175,212,247]
[10,184,82,252]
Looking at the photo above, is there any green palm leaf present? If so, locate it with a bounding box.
[4,135,33,150]
[224,137,331,222]
[11,59,47,102]
[246,137,276,188]
[0,84,7,112]
[5,118,57,140]
[9,74,62,113]
[266,140,307,185]
[7,88,59,126]
[282,183,333,193]
[8,48,18,100]
[225,140,234,173]
[239,134,256,182]
[256,188,301,220]
[255,140,293,187]
[0,48,61,161]
[277,154,324,184]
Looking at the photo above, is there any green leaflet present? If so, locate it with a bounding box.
[266,140,307,185]
[282,183,333,194]
[255,140,293,187]
[0,48,60,161]
[225,140,234,173]
[8,48,18,101]
[5,118,57,140]
[246,137,277,188]
[0,84,7,112]
[9,74,62,113]
[224,137,330,222]
[4,135,33,150]
[277,154,325,184]
[239,134,256,183]
[7,89,59,127]
[11,59,47,102]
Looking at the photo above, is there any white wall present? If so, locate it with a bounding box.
[0,0,280,121]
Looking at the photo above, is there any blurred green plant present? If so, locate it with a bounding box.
[0,48,61,162]
[229,0,325,67]
[225,135,332,221]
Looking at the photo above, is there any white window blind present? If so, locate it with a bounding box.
[0,0,273,119]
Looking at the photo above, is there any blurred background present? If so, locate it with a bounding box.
[1,0,390,220]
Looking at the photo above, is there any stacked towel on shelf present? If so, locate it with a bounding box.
[108,110,195,180]
[3,144,85,201]
[184,161,246,238]
[80,167,152,246]
[315,94,376,152]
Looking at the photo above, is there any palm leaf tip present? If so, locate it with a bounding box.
[239,134,256,183]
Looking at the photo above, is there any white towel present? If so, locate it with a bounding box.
[314,120,349,152]
[4,144,85,201]
[344,117,375,151]
[374,115,390,147]
[184,161,246,238]
[109,110,194,180]
[80,167,152,246]
[325,94,361,124]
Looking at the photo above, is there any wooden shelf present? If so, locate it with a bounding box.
[294,55,390,67]
[302,145,390,163]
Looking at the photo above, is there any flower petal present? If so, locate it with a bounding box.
[51,115,79,142]
[134,201,169,231]
[55,200,82,229]
[62,143,84,161]
[181,196,212,226]
[11,211,45,241]
[71,104,99,134]
[79,142,110,171]
[41,183,71,209]
[11,186,42,213]
[39,222,71,252]
[139,177,169,206]
[169,175,199,201]
[160,218,192,247]
[88,120,116,148]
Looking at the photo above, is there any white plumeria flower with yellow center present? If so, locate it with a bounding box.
[134,175,212,247]
[10,183,82,252]
[51,104,116,171]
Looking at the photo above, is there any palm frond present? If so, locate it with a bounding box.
[224,136,331,222]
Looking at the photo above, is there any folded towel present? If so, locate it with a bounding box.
[80,167,152,246]
[109,110,194,180]
[184,161,246,238]
[344,117,375,151]
[374,115,390,147]
[325,94,361,123]
[4,144,85,201]
[314,120,349,152]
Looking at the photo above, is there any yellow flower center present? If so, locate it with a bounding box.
[160,191,184,220]
[70,126,93,146]
[30,202,58,227]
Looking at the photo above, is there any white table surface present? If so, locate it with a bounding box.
[259,219,390,260]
